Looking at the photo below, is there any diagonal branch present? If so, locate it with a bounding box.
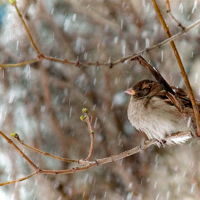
[0,58,39,68]
[0,173,37,186]
[131,55,175,94]
[0,131,39,171]
[11,1,42,56]
[166,0,185,30]
[11,133,79,164]
[5,0,200,70]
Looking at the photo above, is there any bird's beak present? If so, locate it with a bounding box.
[124,88,136,96]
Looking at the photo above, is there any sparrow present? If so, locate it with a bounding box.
[125,79,199,144]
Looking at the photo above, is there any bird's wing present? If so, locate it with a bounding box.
[157,86,200,111]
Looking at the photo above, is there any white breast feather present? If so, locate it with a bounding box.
[127,97,191,144]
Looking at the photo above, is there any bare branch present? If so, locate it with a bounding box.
[0,130,191,186]
[0,131,39,171]
[11,133,79,164]
[166,0,185,30]
[0,173,37,186]
[11,1,41,56]
[0,58,39,68]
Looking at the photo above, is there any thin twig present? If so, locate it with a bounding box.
[166,0,185,30]
[0,131,39,171]
[11,1,41,56]
[80,108,94,161]
[132,56,175,94]
[11,133,79,163]
[0,172,37,186]
[151,0,200,137]
[105,18,200,66]
[43,56,77,66]
[84,117,94,161]
[0,58,39,68]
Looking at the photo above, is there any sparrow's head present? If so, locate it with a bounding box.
[125,80,160,99]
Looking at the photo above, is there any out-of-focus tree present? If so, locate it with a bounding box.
[0,0,200,199]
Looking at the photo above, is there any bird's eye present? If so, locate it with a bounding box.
[136,87,150,97]
[142,88,150,95]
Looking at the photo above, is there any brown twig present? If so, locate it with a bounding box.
[151,0,200,137]
[11,133,79,164]
[132,56,175,94]
[11,1,41,56]
[43,56,77,66]
[80,108,94,161]
[166,0,185,30]
[0,172,37,186]
[0,58,39,68]
[0,131,39,171]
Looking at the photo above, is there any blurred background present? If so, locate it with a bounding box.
[0,0,200,199]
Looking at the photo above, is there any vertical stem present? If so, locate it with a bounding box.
[151,0,200,136]
[82,111,94,161]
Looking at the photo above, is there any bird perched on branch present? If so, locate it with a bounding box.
[125,79,199,144]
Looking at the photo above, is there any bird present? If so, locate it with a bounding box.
[124,79,199,144]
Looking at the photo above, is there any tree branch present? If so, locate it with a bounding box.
[0,130,191,186]
[0,131,40,171]
[11,1,42,56]
[151,0,200,137]
[0,173,37,186]
[4,0,200,70]
[11,133,79,164]
[166,0,185,30]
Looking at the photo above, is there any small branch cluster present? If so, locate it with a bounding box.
[0,1,200,70]
[166,0,185,30]
[0,128,191,186]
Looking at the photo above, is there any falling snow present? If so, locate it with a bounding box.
[0,0,200,200]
